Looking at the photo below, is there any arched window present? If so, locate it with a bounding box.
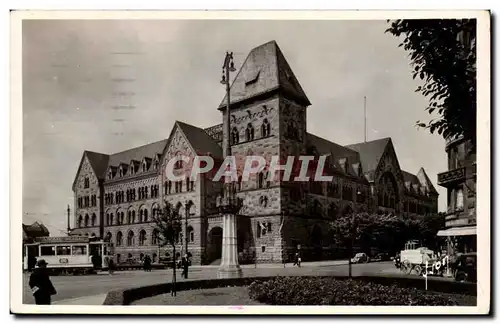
[152,229,160,245]
[143,209,148,222]
[246,123,255,141]
[187,226,194,243]
[231,127,239,144]
[139,209,144,223]
[131,210,135,223]
[91,213,97,227]
[261,119,271,137]
[127,231,135,246]
[116,231,123,246]
[110,213,114,225]
[105,232,112,242]
[84,214,89,227]
[77,215,83,228]
[127,211,131,224]
[258,172,265,188]
[139,230,147,246]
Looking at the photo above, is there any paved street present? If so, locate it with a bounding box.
[22,261,399,304]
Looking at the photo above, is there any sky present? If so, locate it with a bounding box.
[22,19,448,235]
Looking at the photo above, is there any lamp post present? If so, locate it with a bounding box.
[216,51,243,279]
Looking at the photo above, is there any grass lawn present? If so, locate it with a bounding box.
[132,286,262,305]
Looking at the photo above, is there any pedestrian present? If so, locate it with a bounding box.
[181,254,189,279]
[143,255,151,272]
[293,251,301,267]
[29,259,56,305]
[108,257,115,275]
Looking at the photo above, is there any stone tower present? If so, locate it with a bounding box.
[217,40,311,263]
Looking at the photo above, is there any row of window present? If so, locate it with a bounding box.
[164,178,195,195]
[77,195,97,208]
[230,119,271,145]
[40,245,88,256]
[76,213,97,228]
[104,185,160,206]
[105,206,161,226]
[107,227,194,247]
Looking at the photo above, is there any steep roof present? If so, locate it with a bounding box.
[107,139,168,169]
[219,40,310,109]
[345,137,391,173]
[416,167,439,194]
[85,151,110,178]
[402,170,420,185]
[177,121,223,159]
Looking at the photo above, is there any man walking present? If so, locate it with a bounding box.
[29,259,56,305]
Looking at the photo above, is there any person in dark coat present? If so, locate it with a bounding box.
[29,259,56,305]
[143,255,152,272]
[181,254,189,278]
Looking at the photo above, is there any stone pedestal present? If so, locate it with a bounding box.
[217,213,243,278]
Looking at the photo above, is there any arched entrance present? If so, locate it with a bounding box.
[207,227,223,265]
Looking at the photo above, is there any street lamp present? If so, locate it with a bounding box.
[216,51,243,279]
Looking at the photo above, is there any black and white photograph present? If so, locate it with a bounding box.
[9,10,490,315]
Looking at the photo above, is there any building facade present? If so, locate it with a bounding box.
[71,41,438,264]
[437,136,477,253]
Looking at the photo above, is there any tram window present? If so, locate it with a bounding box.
[56,246,71,256]
[72,245,88,255]
[40,246,56,256]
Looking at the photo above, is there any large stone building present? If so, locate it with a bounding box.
[436,135,476,253]
[71,41,438,264]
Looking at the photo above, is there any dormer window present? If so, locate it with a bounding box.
[154,160,159,170]
[84,177,90,188]
[231,127,239,145]
[174,159,183,169]
[119,168,123,177]
[246,123,255,141]
[107,170,113,180]
[142,162,147,172]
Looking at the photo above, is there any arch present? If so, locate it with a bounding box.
[138,230,147,246]
[152,229,160,245]
[143,209,148,222]
[246,123,255,141]
[231,127,239,144]
[207,226,223,264]
[77,215,83,228]
[187,226,194,243]
[116,231,123,246]
[151,203,161,218]
[116,208,123,224]
[84,214,89,227]
[91,213,97,227]
[261,118,271,137]
[105,232,112,242]
[105,209,111,225]
[175,202,183,214]
[377,171,400,210]
[127,230,135,246]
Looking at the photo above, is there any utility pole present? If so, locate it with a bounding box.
[364,96,367,143]
[66,205,71,236]
[217,51,243,279]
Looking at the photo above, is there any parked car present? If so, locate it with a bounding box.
[393,253,401,268]
[451,252,476,283]
[351,252,369,264]
[372,253,390,262]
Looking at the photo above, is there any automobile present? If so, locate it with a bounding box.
[351,252,369,264]
[451,252,476,283]
[393,253,401,268]
[372,253,390,262]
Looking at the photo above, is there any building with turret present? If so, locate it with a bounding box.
[71,41,438,264]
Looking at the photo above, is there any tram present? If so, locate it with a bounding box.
[23,235,114,275]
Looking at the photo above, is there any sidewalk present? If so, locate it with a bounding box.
[53,293,108,305]
[191,259,348,269]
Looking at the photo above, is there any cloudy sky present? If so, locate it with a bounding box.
[22,19,447,235]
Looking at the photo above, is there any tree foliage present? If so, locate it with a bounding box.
[152,203,182,248]
[386,19,476,147]
[330,212,446,255]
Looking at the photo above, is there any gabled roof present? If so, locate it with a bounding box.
[219,40,310,109]
[306,133,362,177]
[176,121,223,159]
[417,167,438,194]
[72,150,109,191]
[345,137,391,173]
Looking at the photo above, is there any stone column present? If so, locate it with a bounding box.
[217,213,242,278]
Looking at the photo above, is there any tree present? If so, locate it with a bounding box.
[152,203,182,296]
[386,19,476,148]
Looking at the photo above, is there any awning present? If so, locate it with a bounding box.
[436,226,476,237]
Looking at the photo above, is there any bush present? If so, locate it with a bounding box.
[248,277,475,306]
